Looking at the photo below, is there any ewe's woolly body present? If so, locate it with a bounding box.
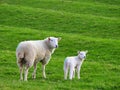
[16,39,54,66]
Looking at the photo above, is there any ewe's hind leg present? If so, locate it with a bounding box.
[19,64,23,80]
[24,60,34,81]
[24,65,29,81]
[20,65,23,80]
[17,59,23,80]
[32,62,37,79]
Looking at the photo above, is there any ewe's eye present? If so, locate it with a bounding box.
[51,39,53,41]
[80,53,83,55]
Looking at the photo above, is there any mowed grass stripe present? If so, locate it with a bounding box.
[74,0,120,6]
[0,4,119,21]
[0,25,120,42]
[0,25,120,65]
[2,0,120,18]
[0,4,120,39]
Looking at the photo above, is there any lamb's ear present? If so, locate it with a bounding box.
[77,51,80,54]
[85,50,88,53]
[58,37,61,41]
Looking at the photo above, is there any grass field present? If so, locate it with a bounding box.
[0,0,120,90]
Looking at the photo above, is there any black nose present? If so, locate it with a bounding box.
[55,45,58,48]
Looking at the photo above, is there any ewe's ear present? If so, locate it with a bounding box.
[77,51,80,54]
[85,50,88,53]
[48,37,51,41]
[58,37,61,41]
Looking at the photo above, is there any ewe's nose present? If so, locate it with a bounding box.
[55,45,58,48]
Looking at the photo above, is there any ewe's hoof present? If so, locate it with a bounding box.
[32,75,36,79]
[20,78,23,81]
[24,79,28,81]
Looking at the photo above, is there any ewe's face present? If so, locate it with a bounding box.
[48,37,61,48]
[78,51,88,59]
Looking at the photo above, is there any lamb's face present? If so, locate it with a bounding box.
[48,37,61,48]
[78,51,88,60]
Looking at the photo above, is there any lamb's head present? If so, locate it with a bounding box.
[78,50,88,60]
[47,37,61,48]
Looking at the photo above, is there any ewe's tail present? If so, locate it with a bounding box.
[16,52,25,59]
[16,51,26,65]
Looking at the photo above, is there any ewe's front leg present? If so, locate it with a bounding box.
[41,56,51,78]
[42,64,46,78]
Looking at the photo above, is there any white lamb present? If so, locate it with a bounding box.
[16,37,61,81]
[64,51,88,80]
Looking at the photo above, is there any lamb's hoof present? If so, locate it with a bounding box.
[43,77,46,79]
[43,76,46,79]
[64,78,67,80]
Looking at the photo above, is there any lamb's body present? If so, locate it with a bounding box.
[64,51,87,80]
[16,37,60,81]
[64,56,83,69]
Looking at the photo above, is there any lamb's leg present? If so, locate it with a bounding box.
[69,66,74,80]
[72,69,75,78]
[64,66,68,80]
[77,66,81,79]
[32,62,37,79]
[42,64,46,78]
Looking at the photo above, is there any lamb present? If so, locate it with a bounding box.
[16,37,61,81]
[64,51,88,80]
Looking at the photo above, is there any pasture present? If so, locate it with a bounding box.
[0,0,120,90]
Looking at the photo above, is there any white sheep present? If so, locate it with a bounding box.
[16,37,61,81]
[64,51,88,80]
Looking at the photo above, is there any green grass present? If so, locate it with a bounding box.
[0,0,120,90]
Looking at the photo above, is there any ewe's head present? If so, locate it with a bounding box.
[47,37,61,48]
[78,50,88,60]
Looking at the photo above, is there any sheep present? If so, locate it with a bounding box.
[16,37,61,81]
[64,51,88,80]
